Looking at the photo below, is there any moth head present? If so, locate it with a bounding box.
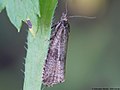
[60,13,70,31]
[60,13,68,22]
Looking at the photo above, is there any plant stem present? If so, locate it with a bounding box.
[23,0,58,90]
[23,29,50,90]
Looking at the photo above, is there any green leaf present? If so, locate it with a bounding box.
[40,0,58,26]
[0,0,57,33]
[6,0,40,32]
[0,0,7,12]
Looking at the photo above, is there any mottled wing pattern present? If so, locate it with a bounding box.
[42,17,70,86]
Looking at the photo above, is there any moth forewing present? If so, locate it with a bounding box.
[42,13,70,87]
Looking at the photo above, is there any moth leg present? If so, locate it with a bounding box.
[51,22,60,29]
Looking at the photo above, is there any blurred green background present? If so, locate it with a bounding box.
[0,0,120,90]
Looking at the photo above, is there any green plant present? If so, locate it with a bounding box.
[0,0,58,90]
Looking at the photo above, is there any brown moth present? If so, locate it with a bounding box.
[42,12,70,87]
[42,1,95,86]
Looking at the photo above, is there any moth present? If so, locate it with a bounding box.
[42,12,70,87]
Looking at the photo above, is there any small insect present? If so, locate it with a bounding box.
[26,19,35,37]
[42,12,70,87]
[26,19,32,29]
[42,1,96,87]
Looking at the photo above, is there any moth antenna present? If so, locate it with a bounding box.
[65,0,96,19]
[69,15,96,19]
[65,0,68,15]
